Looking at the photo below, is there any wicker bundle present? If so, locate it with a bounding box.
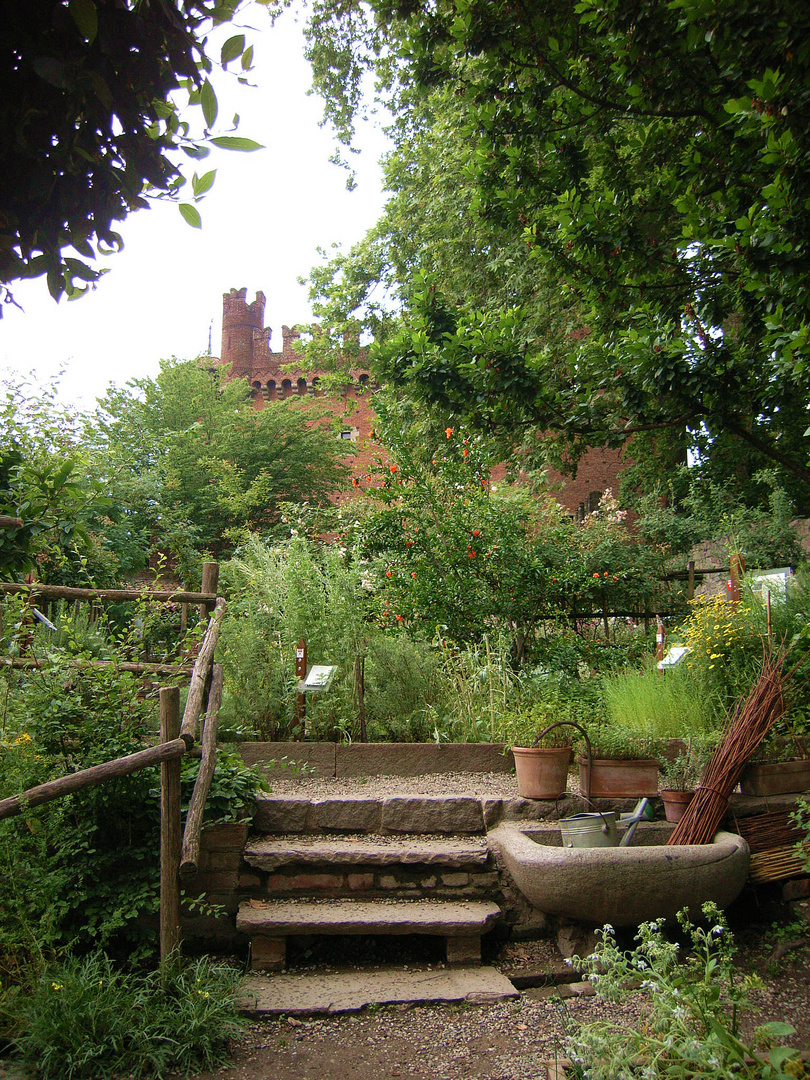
[668,648,789,846]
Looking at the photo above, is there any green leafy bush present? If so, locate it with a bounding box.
[0,658,265,971]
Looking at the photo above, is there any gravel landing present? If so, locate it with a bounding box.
[265,772,527,800]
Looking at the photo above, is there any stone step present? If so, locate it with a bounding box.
[240,965,519,1015]
[253,794,489,835]
[243,835,491,871]
[252,792,592,835]
[237,898,502,971]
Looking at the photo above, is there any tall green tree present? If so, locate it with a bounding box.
[92,359,349,572]
[304,0,810,501]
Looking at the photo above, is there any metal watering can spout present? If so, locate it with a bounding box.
[619,799,650,848]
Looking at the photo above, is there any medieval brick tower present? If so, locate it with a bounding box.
[218,288,378,488]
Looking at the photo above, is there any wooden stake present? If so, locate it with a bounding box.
[355,655,366,743]
[294,638,307,741]
[160,686,182,963]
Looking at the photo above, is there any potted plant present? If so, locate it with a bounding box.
[659,741,709,823]
[578,727,662,798]
[505,710,575,799]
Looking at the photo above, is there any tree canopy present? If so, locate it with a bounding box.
[1,0,269,308]
[304,0,810,499]
[91,359,349,573]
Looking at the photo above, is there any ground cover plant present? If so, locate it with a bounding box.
[565,904,803,1079]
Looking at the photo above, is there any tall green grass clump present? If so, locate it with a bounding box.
[10,952,245,1080]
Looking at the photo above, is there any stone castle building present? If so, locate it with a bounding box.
[218,286,628,516]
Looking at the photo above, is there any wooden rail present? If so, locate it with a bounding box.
[179,598,226,747]
[0,658,194,676]
[0,738,187,821]
[0,582,217,604]
[180,664,223,877]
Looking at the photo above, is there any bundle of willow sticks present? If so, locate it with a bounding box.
[668,647,789,846]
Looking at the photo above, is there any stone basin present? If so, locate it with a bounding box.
[488,820,750,927]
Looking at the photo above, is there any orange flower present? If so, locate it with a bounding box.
[395,614,404,622]
[411,572,417,578]
[406,540,413,548]
[445,427,453,438]
[592,572,600,578]
[472,529,480,537]
[468,550,477,559]
[389,463,398,473]
[462,448,469,458]
[351,478,359,487]
[386,570,393,578]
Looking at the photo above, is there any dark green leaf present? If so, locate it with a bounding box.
[69,0,98,44]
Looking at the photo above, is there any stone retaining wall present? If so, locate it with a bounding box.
[235,742,514,778]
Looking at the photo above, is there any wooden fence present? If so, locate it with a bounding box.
[0,570,227,963]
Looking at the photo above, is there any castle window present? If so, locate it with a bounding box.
[297,378,307,396]
[339,430,352,440]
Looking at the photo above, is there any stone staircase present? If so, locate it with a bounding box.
[235,793,521,1013]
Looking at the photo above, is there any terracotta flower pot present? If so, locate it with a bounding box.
[578,757,661,798]
[512,745,572,799]
[660,789,695,823]
[739,758,810,797]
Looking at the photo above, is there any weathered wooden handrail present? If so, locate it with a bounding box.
[0,737,188,821]
[180,664,223,877]
[179,597,226,748]
[0,582,217,604]
[0,657,194,676]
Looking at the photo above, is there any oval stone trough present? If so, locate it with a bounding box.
[488,821,750,927]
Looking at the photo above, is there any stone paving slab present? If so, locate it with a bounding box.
[243,836,491,871]
[240,965,519,1015]
[236,898,501,936]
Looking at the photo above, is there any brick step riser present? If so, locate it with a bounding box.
[239,863,502,903]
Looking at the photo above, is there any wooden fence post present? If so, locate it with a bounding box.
[160,686,182,964]
[200,561,219,622]
[687,559,695,601]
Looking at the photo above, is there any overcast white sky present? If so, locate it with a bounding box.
[0,4,389,411]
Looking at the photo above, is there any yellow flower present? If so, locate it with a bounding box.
[51,983,63,991]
